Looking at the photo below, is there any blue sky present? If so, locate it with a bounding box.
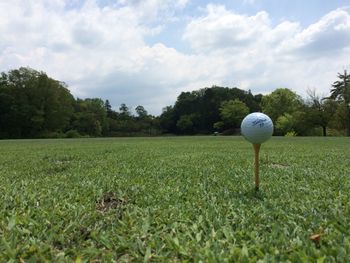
[1,0,350,114]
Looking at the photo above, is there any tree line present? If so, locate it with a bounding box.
[160,70,349,137]
[0,67,349,138]
[0,67,160,138]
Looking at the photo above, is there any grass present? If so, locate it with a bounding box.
[0,136,349,262]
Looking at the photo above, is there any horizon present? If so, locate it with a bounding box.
[1,0,350,115]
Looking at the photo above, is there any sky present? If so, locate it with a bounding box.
[1,0,350,115]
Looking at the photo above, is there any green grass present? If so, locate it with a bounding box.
[0,136,349,262]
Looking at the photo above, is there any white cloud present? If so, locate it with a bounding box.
[277,8,350,58]
[183,5,271,52]
[183,5,350,96]
[1,1,350,114]
[0,0,216,114]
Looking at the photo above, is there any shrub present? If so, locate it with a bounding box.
[285,131,297,137]
[37,132,65,139]
[65,130,81,138]
[327,129,347,137]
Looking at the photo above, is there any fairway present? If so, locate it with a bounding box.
[1,137,349,262]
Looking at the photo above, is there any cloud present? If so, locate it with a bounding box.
[183,5,350,95]
[278,8,350,58]
[1,1,350,115]
[0,0,218,114]
[183,5,271,52]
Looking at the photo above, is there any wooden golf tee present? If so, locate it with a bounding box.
[253,143,261,191]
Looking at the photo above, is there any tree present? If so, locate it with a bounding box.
[329,103,348,132]
[159,106,177,133]
[0,67,164,138]
[261,88,303,123]
[291,109,313,136]
[135,105,154,135]
[176,114,195,134]
[275,111,310,136]
[306,89,338,136]
[0,67,74,138]
[275,113,294,135]
[219,99,249,128]
[105,100,113,117]
[160,86,262,134]
[119,103,131,119]
[329,70,350,136]
[72,98,107,136]
[213,121,224,132]
[135,105,148,119]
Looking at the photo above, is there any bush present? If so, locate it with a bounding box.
[285,131,297,137]
[306,127,323,136]
[327,129,347,137]
[222,128,240,135]
[37,132,65,139]
[65,130,81,138]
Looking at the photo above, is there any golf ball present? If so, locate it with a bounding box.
[241,112,273,144]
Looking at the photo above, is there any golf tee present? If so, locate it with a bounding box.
[253,143,261,190]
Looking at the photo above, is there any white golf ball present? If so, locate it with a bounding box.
[241,112,273,144]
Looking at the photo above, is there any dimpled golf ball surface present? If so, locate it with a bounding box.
[241,112,273,144]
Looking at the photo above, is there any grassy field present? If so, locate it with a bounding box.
[0,136,349,262]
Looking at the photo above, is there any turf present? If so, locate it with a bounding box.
[0,137,349,262]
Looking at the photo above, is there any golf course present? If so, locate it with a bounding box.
[1,136,349,262]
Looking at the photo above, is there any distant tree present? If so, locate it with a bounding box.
[161,86,262,134]
[272,104,313,136]
[176,114,195,134]
[149,116,161,136]
[104,100,113,117]
[0,67,74,138]
[262,88,303,123]
[213,121,224,132]
[174,92,200,117]
[135,105,155,135]
[329,103,348,131]
[93,120,102,136]
[329,70,350,136]
[119,103,131,119]
[275,113,294,135]
[306,89,338,136]
[219,99,249,129]
[36,77,75,133]
[159,106,177,133]
[0,67,164,138]
[135,105,148,119]
[291,109,313,136]
[199,87,256,132]
[72,98,107,136]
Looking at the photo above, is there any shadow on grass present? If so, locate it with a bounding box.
[229,187,266,201]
